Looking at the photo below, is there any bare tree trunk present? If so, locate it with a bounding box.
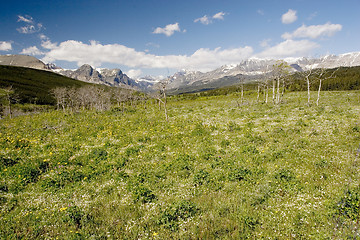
[163,90,168,121]
[276,78,280,104]
[265,85,268,104]
[316,79,322,106]
[240,84,244,104]
[7,95,12,119]
[257,84,260,103]
[272,79,276,104]
[281,78,285,99]
[307,79,311,105]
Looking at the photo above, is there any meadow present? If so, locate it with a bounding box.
[0,90,359,239]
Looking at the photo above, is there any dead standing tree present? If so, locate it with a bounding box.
[236,76,245,107]
[315,67,339,106]
[299,66,318,106]
[2,86,19,118]
[271,61,291,105]
[257,65,271,104]
[51,87,68,111]
[155,79,169,121]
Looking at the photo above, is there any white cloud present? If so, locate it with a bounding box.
[41,40,253,72]
[194,15,211,25]
[16,15,43,34]
[282,23,342,39]
[194,11,226,25]
[213,12,225,20]
[146,42,160,48]
[257,9,265,16]
[126,69,143,79]
[260,39,271,48]
[17,15,34,24]
[39,34,58,49]
[307,12,318,21]
[20,46,44,56]
[152,23,183,37]
[281,9,297,24]
[256,39,319,59]
[0,41,12,51]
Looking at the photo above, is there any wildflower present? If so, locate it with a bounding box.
[153,232,158,236]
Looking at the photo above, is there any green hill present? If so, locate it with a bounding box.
[0,65,91,105]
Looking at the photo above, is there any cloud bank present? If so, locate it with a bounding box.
[41,40,253,72]
[282,23,343,39]
[256,39,319,59]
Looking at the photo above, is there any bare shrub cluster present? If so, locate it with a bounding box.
[51,85,143,112]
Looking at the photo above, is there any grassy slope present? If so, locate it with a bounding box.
[0,91,360,239]
[0,65,90,105]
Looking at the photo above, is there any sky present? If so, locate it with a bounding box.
[1,0,359,79]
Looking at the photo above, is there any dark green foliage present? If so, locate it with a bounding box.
[227,121,241,132]
[125,145,143,157]
[157,200,198,231]
[193,169,210,186]
[0,65,89,105]
[89,148,108,162]
[166,154,194,177]
[0,155,19,169]
[228,168,251,181]
[63,206,84,228]
[132,185,157,203]
[274,169,295,182]
[335,188,360,221]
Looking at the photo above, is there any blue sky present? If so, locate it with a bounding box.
[1,0,359,78]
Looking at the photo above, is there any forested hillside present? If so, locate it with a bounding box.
[0,65,90,105]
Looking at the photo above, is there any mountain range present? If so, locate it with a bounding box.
[1,52,359,93]
[166,52,360,93]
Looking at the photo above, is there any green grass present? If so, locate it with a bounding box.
[0,90,360,239]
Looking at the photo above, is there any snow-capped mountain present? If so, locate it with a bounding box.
[167,52,360,92]
[56,64,139,89]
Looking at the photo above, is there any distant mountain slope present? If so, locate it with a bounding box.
[0,65,91,105]
[0,55,49,70]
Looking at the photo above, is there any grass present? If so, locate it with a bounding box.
[0,90,359,239]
